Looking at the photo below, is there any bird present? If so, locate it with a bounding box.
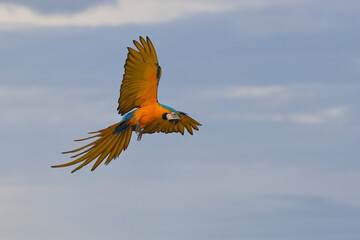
[52,36,201,173]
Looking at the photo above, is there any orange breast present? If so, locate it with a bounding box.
[129,103,170,128]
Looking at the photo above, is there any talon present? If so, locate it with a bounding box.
[135,122,143,141]
[137,132,142,141]
[135,122,141,134]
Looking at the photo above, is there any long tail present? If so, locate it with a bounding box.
[52,120,132,173]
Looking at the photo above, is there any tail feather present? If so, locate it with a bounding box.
[70,147,94,159]
[52,121,133,173]
[61,134,108,154]
[123,129,132,150]
[90,134,119,171]
[108,128,131,166]
[69,133,116,168]
[105,134,122,165]
[74,134,101,142]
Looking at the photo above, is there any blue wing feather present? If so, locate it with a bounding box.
[160,104,188,115]
[114,110,135,133]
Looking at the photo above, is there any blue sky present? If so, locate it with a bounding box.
[1,0,360,239]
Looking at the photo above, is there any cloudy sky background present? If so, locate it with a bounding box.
[1,0,360,239]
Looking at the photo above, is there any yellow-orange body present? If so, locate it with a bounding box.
[129,103,170,128]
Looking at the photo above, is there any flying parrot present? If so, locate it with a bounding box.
[52,36,201,173]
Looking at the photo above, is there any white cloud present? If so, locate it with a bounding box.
[199,84,331,102]
[0,0,263,30]
[0,86,115,126]
[289,107,349,124]
[201,84,351,125]
[211,106,350,125]
[1,161,360,240]
[202,86,289,99]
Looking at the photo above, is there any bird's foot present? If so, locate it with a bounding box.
[137,132,143,141]
[135,122,143,141]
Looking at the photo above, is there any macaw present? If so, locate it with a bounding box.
[52,36,201,173]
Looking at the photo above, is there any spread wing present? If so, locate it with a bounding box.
[117,36,161,115]
[142,112,202,135]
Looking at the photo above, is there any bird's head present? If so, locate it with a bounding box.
[162,112,180,125]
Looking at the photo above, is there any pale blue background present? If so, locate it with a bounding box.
[0,0,359,239]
